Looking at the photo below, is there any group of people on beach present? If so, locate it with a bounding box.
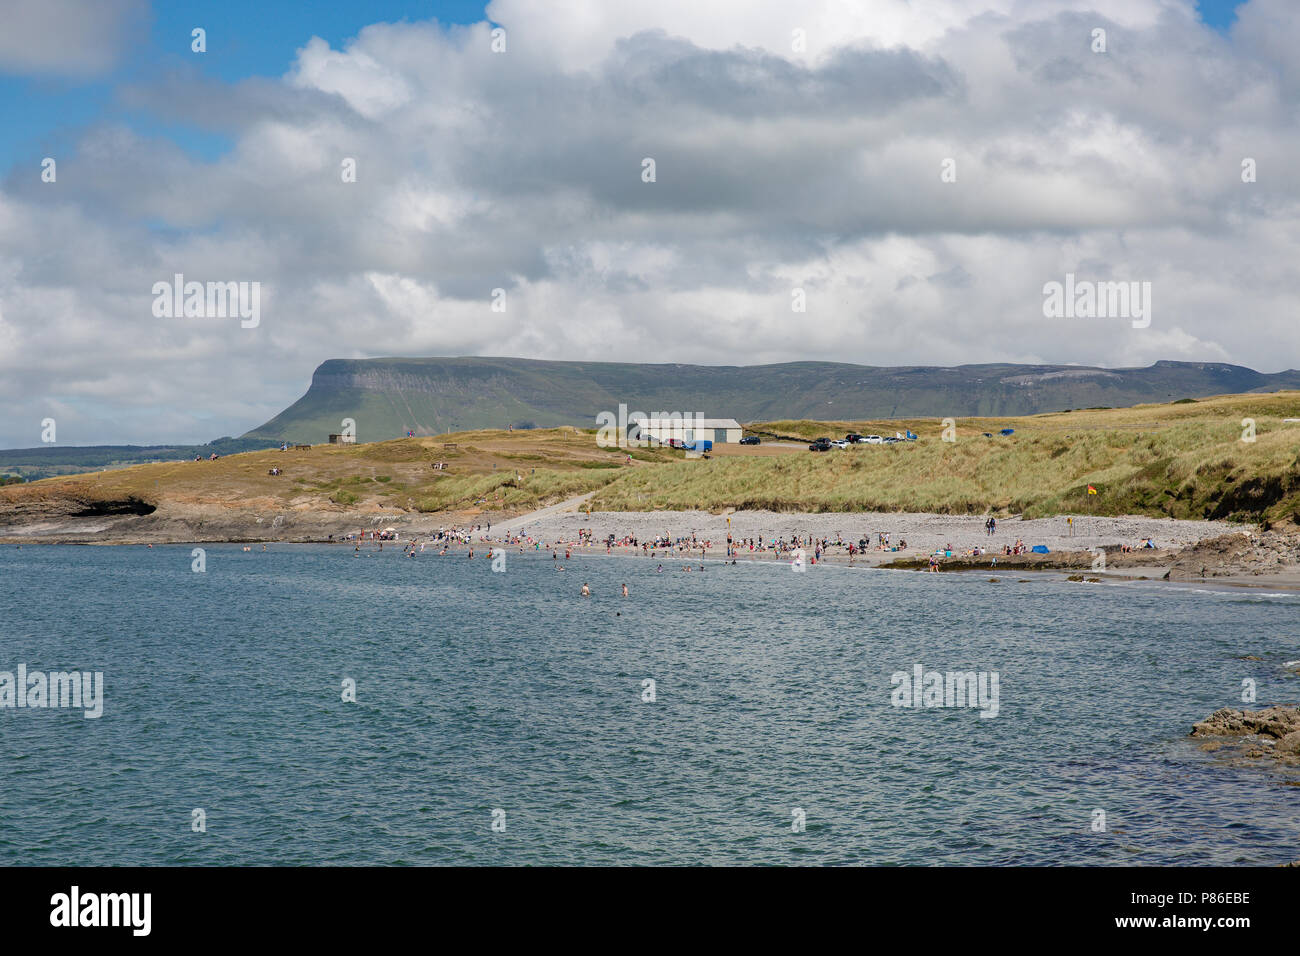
[327,512,1165,579]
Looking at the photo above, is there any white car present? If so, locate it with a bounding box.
[829,439,850,449]
[860,435,883,444]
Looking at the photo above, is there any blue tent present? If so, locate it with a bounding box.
[1000,428,1015,436]
[1031,545,1049,554]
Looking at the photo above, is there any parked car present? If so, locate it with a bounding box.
[808,439,831,452]
[845,433,864,443]
[861,435,884,444]
[739,436,761,445]
[830,439,850,449]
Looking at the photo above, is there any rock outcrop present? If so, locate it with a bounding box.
[1191,705,1300,766]
[1166,526,1300,579]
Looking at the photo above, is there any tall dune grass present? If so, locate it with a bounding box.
[591,394,1300,523]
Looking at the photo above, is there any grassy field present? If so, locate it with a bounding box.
[589,392,1300,525]
[0,428,676,518]
[5,392,1300,526]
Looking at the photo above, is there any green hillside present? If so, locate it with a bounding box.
[8,393,1300,530]
[243,356,1300,445]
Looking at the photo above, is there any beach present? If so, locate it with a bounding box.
[0,502,1240,554]
[6,492,1299,584]
[473,507,1300,582]
[488,508,1239,564]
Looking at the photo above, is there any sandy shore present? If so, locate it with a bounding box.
[7,498,1296,585]
[488,508,1245,565]
[474,510,1300,588]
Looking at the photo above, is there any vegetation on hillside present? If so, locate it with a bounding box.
[4,393,1299,525]
[0,436,279,481]
[0,428,671,519]
[591,393,1300,524]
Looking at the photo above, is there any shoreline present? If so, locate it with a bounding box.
[6,504,1298,588]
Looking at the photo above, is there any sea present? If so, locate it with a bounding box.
[1,542,1297,865]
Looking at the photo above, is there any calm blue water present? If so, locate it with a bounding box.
[1,543,1297,865]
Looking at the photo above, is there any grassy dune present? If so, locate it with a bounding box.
[592,393,1300,524]
[0,428,673,518]
[5,393,1300,526]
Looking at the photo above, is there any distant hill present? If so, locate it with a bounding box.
[6,393,1300,543]
[0,437,279,482]
[242,356,1300,444]
[8,357,1299,477]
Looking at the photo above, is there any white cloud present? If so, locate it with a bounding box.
[1,0,1298,446]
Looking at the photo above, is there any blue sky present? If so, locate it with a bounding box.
[0,1,1248,174]
[0,1,492,171]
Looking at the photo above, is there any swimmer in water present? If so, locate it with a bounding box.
[621,583,628,597]
[581,582,590,597]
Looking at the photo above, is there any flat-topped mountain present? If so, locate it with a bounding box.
[243,356,1300,444]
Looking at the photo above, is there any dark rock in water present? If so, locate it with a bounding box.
[1191,705,1300,767]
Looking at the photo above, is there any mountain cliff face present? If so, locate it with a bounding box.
[242,356,1300,443]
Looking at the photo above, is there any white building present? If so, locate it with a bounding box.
[629,416,742,445]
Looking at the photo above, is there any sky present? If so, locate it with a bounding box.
[0,0,1289,448]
